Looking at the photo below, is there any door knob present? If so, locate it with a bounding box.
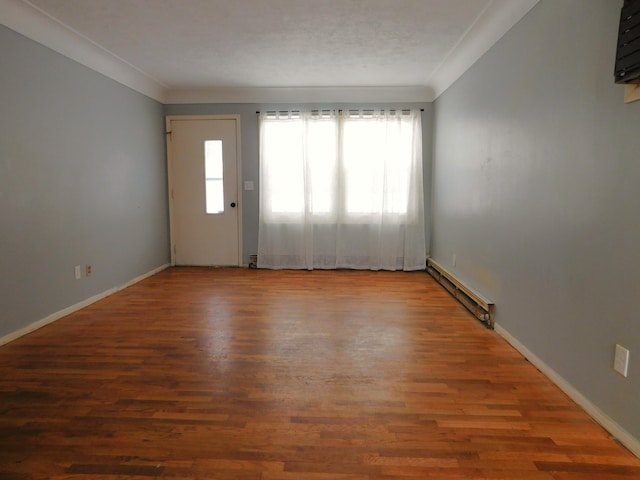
[230,202,236,208]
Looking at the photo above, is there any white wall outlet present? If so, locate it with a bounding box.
[452,254,457,267]
[244,181,254,191]
[614,344,630,377]
[74,265,81,280]
[86,264,92,277]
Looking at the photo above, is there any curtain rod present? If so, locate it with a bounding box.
[256,108,424,114]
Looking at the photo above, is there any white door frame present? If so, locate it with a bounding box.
[165,114,243,266]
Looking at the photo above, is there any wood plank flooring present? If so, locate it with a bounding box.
[1,267,639,479]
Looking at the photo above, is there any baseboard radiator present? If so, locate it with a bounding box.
[426,257,495,329]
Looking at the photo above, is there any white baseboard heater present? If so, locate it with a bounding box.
[426,257,495,329]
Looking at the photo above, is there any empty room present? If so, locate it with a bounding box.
[1,0,640,478]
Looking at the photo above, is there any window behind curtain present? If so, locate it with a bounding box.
[258,109,425,271]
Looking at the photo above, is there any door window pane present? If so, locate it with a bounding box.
[205,140,224,214]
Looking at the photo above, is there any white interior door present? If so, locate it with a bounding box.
[167,117,241,266]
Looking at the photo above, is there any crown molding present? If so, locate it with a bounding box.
[1,0,168,102]
[165,86,435,104]
[2,0,539,104]
[428,0,540,99]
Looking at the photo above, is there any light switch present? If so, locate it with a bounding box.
[244,181,254,191]
[614,344,630,377]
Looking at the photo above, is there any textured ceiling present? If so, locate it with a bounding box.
[27,0,491,89]
[7,0,539,101]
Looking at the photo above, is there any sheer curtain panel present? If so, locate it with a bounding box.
[258,109,425,271]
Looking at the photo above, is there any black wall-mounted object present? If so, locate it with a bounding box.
[615,0,640,84]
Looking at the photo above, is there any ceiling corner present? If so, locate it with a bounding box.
[2,0,167,103]
[428,0,540,100]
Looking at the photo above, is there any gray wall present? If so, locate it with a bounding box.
[431,0,640,440]
[164,103,433,265]
[0,26,170,339]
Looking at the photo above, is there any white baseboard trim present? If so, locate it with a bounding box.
[0,264,170,347]
[495,322,640,459]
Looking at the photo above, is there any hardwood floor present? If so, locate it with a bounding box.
[1,267,639,479]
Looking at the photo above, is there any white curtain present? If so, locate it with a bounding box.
[257,109,425,271]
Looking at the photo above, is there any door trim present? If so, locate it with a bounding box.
[165,115,243,266]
